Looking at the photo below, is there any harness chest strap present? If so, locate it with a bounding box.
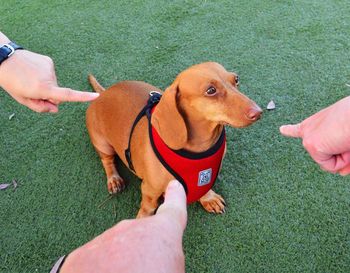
[125,92,226,203]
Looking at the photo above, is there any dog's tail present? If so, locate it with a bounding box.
[88,74,105,93]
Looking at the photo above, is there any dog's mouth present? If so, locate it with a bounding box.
[221,115,261,128]
[220,121,250,128]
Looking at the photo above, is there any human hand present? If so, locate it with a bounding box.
[60,180,187,273]
[280,96,350,175]
[0,49,98,113]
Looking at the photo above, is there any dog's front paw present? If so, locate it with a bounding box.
[107,175,125,194]
[199,189,226,214]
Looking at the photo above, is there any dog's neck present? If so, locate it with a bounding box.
[183,118,224,152]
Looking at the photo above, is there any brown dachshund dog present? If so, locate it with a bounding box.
[86,62,261,218]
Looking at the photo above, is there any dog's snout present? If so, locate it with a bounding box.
[247,106,262,121]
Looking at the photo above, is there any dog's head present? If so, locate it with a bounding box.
[152,62,262,149]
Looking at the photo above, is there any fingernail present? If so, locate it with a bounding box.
[165,180,186,201]
[167,180,183,190]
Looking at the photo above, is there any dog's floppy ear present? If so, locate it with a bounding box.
[151,82,187,150]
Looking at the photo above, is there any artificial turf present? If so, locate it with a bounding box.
[1,0,350,272]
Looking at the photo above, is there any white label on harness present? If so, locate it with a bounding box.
[198,168,212,186]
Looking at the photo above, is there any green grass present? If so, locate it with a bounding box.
[1,0,350,272]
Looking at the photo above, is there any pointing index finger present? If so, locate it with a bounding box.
[48,86,99,102]
[279,123,302,138]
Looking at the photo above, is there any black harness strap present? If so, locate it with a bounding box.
[147,116,189,194]
[125,91,162,172]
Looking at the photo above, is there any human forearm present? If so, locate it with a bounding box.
[59,180,187,273]
[0,31,11,44]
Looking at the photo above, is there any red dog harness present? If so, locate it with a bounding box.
[125,92,226,203]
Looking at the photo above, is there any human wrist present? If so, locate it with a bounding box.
[0,32,11,45]
[0,41,25,87]
[0,41,24,64]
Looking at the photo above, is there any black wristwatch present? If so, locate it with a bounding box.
[0,42,24,65]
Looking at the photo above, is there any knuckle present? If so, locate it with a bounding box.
[45,56,54,64]
[299,123,304,133]
[34,81,50,94]
[32,108,41,113]
[302,138,312,149]
[298,123,305,137]
[117,219,132,228]
[32,106,46,113]
[321,165,335,173]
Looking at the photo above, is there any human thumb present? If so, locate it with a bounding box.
[156,180,187,229]
[279,123,302,138]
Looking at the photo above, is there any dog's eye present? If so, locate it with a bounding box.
[235,75,240,85]
[206,86,217,96]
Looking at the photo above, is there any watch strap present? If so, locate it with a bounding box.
[0,42,24,65]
